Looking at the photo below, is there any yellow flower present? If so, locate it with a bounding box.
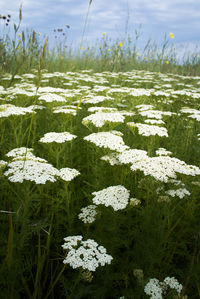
[80,46,84,50]
[102,32,106,36]
[119,42,123,47]
[136,53,141,56]
[3,42,7,46]
[108,48,111,52]
[18,33,22,37]
[38,32,41,36]
[165,60,169,64]
[169,32,174,39]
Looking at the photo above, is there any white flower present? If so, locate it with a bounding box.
[145,119,165,125]
[4,159,59,184]
[78,205,97,223]
[136,104,154,111]
[130,198,141,206]
[127,122,168,137]
[0,104,36,118]
[39,131,77,143]
[118,149,148,164]
[155,148,172,156]
[58,168,80,182]
[181,107,200,121]
[163,277,183,294]
[130,156,200,183]
[4,147,80,184]
[88,106,117,113]
[166,188,190,199]
[62,236,113,272]
[38,93,66,103]
[82,95,113,104]
[144,276,183,298]
[0,160,7,169]
[92,185,130,211]
[101,153,122,166]
[84,131,129,152]
[144,278,163,299]
[53,105,78,115]
[154,91,170,97]
[82,112,125,128]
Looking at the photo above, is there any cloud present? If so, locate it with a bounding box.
[0,0,199,48]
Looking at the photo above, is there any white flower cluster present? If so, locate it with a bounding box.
[53,105,78,116]
[127,122,168,137]
[0,104,36,118]
[144,278,163,299]
[78,205,97,223]
[139,110,163,120]
[62,235,113,271]
[145,119,165,125]
[92,185,130,211]
[39,131,77,143]
[84,131,129,152]
[130,198,141,206]
[129,88,154,97]
[172,89,200,99]
[101,153,122,166]
[154,91,170,97]
[144,276,183,299]
[129,156,200,182]
[118,149,148,164]
[181,107,200,122]
[38,93,66,103]
[82,95,113,104]
[163,277,183,294]
[116,148,200,182]
[88,106,117,113]
[0,160,7,169]
[4,147,80,184]
[59,167,80,182]
[166,188,190,199]
[155,148,172,156]
[135,104,154,111]
[82,112,125,128]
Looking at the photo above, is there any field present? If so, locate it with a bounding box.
[0,66,200,298]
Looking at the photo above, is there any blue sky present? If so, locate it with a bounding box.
[0,0,200,52]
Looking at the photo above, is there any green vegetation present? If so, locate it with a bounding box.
[0,5,200,79]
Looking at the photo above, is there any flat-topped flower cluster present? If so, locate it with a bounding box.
[39,131,77,143]
[92,185,130,211]
[4,147,80,184]
[78,205,98,224]
[127,122,168,137]
[62,236,113,272]
[84,131,129,152]
[144,276,183,298]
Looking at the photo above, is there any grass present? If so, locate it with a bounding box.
[0,4,200,299]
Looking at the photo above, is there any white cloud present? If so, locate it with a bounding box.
[0,0,199,47]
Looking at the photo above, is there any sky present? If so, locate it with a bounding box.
[0,0,200,52]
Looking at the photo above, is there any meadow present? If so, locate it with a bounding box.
[0,7,200,299]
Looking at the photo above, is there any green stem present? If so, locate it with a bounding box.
[44,265,66,299]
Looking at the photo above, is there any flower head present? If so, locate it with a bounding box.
[92,185,130,211]
[169,32,174,38]
[62,236,113,271]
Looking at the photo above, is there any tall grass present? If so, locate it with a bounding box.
[0,5,200,78]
